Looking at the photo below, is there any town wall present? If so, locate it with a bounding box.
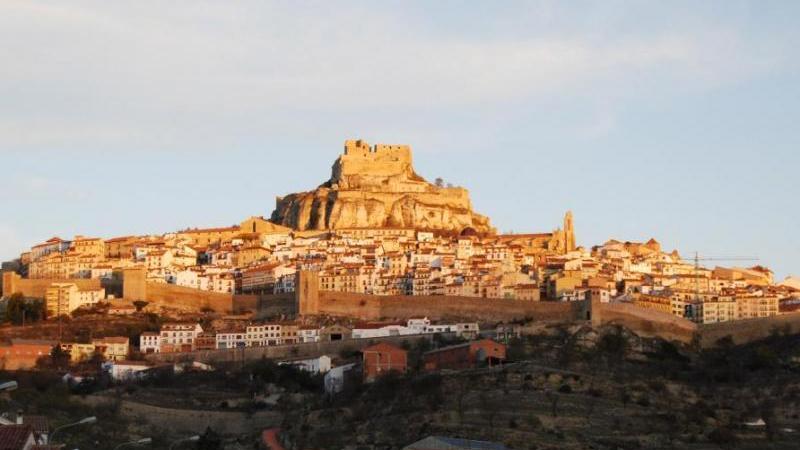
[121,268,146,300]
[232,293,295,317]
[297,270,319,315]
[590,300,698,344]
[1,272,102,299]
[315,290,582,323]
[253,294,297,318]
[78,396,280,435]
[143,282,235,314]
[698,312,800,347]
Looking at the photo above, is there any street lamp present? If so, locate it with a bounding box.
[169,435,200,449]
[50,416,97,442]
[113,437,153,449]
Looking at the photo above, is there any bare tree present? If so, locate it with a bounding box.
[546,390,560,417]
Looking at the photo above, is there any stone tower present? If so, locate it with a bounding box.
[296,270,320,316]
[564,211,576,253]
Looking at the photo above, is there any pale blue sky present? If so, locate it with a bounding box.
[1,1,798,278]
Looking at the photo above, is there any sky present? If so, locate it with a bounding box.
[1,1,798,279]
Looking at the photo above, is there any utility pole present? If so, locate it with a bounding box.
[682,252,758,321]
[58,294,63,343]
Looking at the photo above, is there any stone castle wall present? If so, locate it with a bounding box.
[120,268,292,315]
[590,300,698,344]
[306,291,580,323]
[296,270,579,323]
[2,272,102,298]
[699,312,800,347]
[141,282,236,313]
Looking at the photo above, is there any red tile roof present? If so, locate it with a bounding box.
[0,425,34,450]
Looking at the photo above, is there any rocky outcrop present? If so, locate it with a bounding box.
[270,140,494,234]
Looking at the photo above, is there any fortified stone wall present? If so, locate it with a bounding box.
[590,300,698,344]
[2,272,102,299]
[297,270,319,316]
[122,268,146,300]
[316,290,581,323]
[233,293,296,317]
[143,283,235,314]
[122,268,246,314]
[699,312,800,347]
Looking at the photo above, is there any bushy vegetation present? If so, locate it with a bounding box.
[3,292,45,324]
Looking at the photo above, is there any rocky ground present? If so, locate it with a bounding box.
[3,321,800,449]
[280,323,800,449]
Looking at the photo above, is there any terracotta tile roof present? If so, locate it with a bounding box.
[362,342,406,353]
[21,416,49,435]
[0,425,34,450]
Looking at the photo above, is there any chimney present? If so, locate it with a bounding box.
[15,410,22,425]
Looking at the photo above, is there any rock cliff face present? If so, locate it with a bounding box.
[270,140,494,234]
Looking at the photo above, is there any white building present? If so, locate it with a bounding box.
[139,332,161,353]
[298,326,320,343]
[324,363,357,394]
[279,355,331,374]
[454,322,480,339]
[246,323,282,347]
[407,317,431,334]
[216,329,247,349]
[351,323,414,339]
[109,361,155,381]
[175,268,210,291]
[160,323,203,351]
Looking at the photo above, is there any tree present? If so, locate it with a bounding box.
[195,426,222,450]
[506,337,527,361]
[596,326,629,372]
[546,390,560,417]
[4,293,44,325]
[434,177,444,187]
[49,345,70,370]
[619,388,631,409]
[132,300,148,312]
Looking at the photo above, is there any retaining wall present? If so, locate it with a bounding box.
[78,396,280,435]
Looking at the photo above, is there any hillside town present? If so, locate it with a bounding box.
[1,142,799,449]
[6,210,797,329]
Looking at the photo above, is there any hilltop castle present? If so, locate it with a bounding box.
[270,139,494,234]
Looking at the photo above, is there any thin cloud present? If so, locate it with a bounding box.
[0,2,790,153]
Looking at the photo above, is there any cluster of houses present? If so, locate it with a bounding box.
[16,214,800,328]
[21,215,574,300]
[91,336,508,396]
[139,317,479,354]
[0,337,130,371]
